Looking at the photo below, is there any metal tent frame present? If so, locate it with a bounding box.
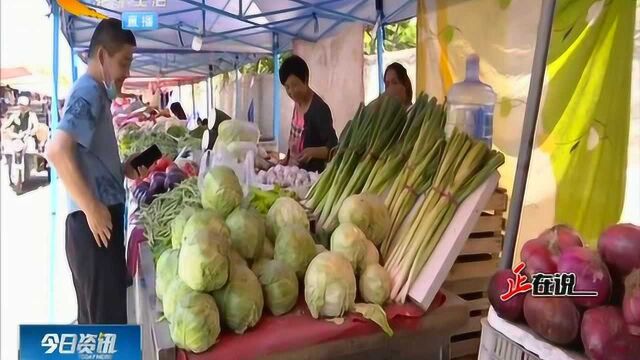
[47,0,557,322]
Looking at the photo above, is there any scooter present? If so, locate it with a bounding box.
[1,134,50,194]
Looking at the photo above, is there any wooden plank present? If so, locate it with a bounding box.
[472,214,503,233]
[443,277,491,295]
[447,258,500,282]
[453,314,483,335]
[459,236,503,256]
[485,191,508,212]
[466,297,490,313]
[450,337,481,359]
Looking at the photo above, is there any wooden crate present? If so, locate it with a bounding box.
[444,188,507,360]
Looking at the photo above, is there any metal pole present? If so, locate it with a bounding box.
[272,33,281,147]
[235,58,241,119]
[209,64,215,109]
[49,0,61,323]
[191,83,196,118]
[206,79,211,119]
[376,23,385,94]
[70,51,78,82]
[178,82,182,102]
[501,0,556,269]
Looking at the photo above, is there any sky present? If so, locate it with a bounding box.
[1,0,74,93]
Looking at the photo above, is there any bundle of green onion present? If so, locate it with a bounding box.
[306,94,447,233]
[383,129,505,303]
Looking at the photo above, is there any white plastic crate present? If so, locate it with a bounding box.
[479,318,541,360]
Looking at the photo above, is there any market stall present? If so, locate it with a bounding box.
[47,0,639,359]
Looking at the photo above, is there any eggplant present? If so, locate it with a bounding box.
[166,163,180,173]
[149,172,167,195]
[164,169,186,190]
[133,181,150,202]
[141,190,154,205]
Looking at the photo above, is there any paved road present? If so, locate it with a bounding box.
[0,162,76,360]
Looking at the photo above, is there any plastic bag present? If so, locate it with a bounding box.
[198,145,255,197]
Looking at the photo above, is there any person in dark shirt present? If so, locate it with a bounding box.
[279,55,337,173]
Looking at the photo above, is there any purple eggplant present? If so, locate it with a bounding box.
[164,169,186,190]
[141,190,154,205]
[149,172,167,195]
[166,163,180,173]
[133,181,150,203]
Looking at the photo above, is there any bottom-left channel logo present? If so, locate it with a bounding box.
[19,325,141,360]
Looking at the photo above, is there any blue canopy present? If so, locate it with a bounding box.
[60,0,416,77]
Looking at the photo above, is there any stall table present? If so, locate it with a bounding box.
[132,238,469,360]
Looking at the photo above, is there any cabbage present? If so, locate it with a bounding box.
[359,264,391,305]
[330,223,367,271]
[225,208,265,260]
[266,197,309,239]
[304,251,356,318]
[315,244,328,255]
[358,240,380,274]
[182,209,230,245]
[228,248,248,267]
[156,249,180,300]
[163,278,196,321]
[252,259,299,316]
[170,292,221,353]
[262,239,274,259]
[274,225,316,279]
[213,264,264,334]
[171,207,198,249]
[178,230,230,291]
[201,166,243,218]
[216,120,260,146]
[338,194,390,246]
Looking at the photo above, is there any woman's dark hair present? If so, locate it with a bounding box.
[385,62,413,102]
[88,18,137,58]
[279,55,309,85]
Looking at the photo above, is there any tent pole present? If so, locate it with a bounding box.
[501,0,556,269]
[235,57,241,119]
[71,51,78,82]
[191,83,196,118]
[376,10,385,94]
[209,64,214,111]
[272,33,281,149]
[49,0,61,323]
[178,82,182,102]
[206,79,211,119]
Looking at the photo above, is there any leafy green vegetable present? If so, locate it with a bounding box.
[225,208,265,260]
[178,230,230,292]
[156,249,180,300]
[252,259,299,316]
[163,278,196,321]
[201,166,243,218]
[171,207,198,249]
[267,197,309,239]
[359,264,391,305]
[169,292,221,353]
[304,251,356,319]
[213,263,264,334]
[274,225,316,279]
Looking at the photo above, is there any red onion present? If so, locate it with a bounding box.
[521,242,557,278]
[624,270,640,336]
[581,306,627,360]
[523,294,581,345]
[603,333,640,360]
[538,224,584,261]
[488,269,525,322]
[598,223,640,278]
[557,247,611,308]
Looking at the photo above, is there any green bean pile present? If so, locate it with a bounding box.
[136,177,202,261]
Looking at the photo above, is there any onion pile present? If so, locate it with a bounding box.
[488,222,640,359]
